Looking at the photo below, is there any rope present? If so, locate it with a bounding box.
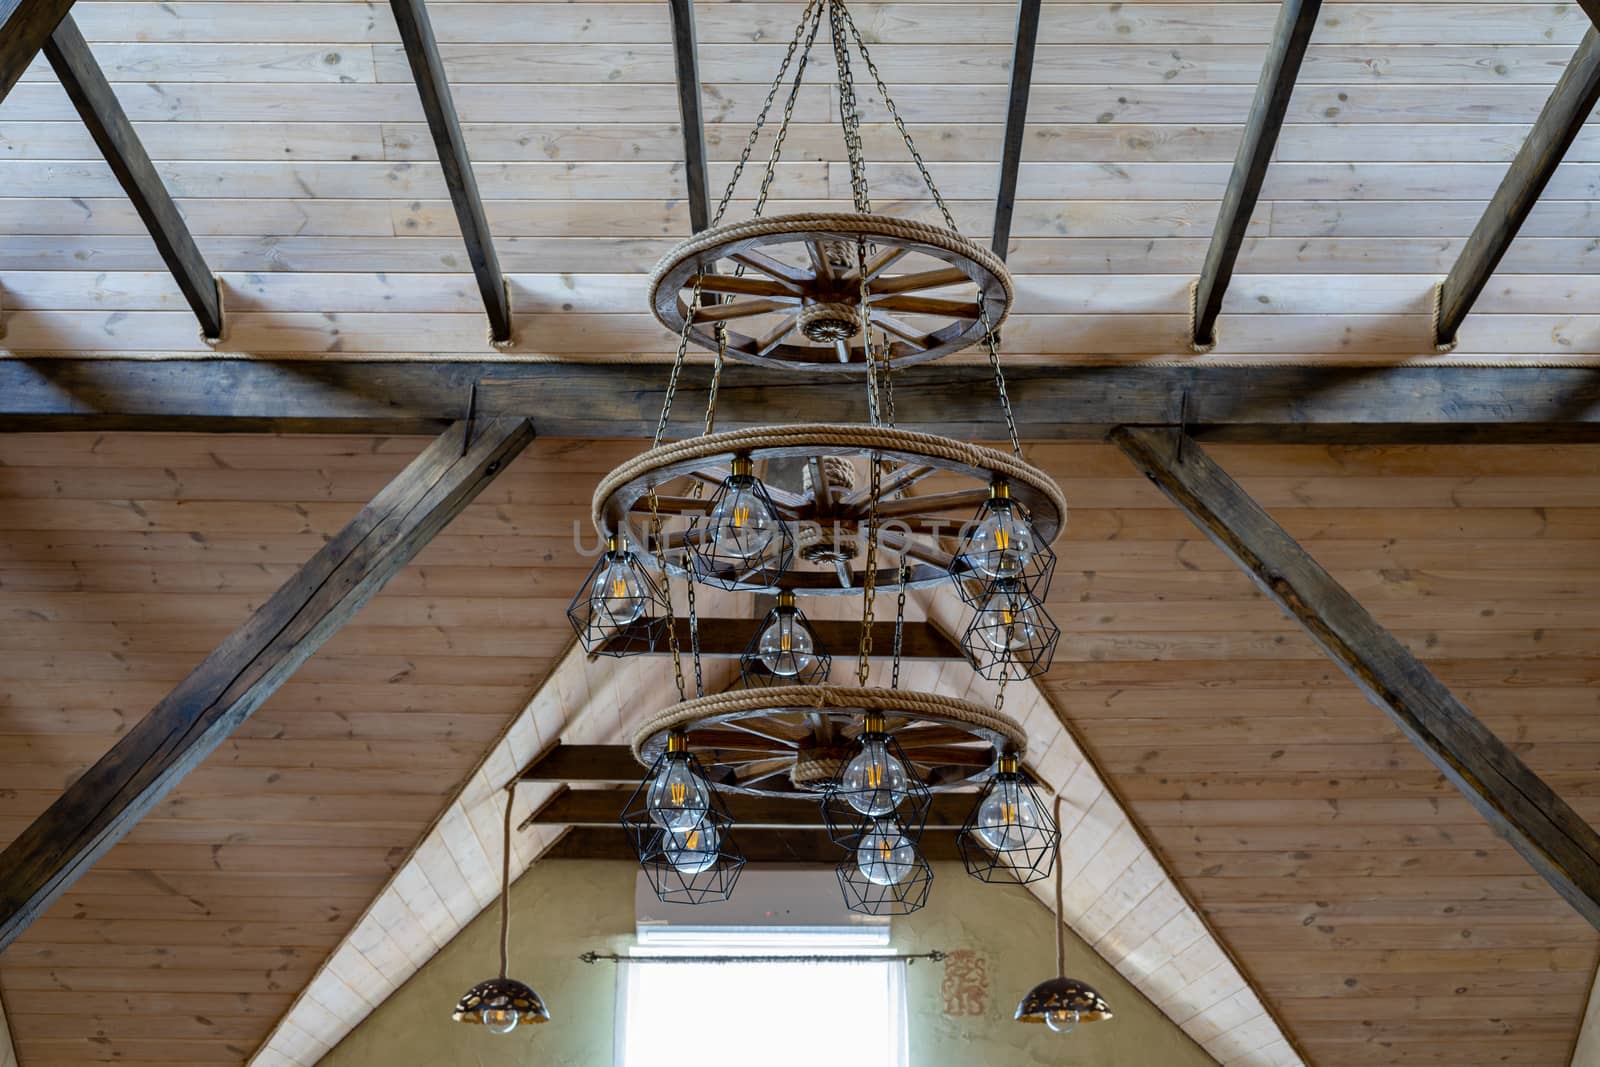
[580,951,947,966]
[1431,280,1460,355]
[629,684,1030,762]
[499,783,514,979]
[1186,278,1217,356]
[1053,792,1066,977]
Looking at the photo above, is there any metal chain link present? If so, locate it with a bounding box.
[646,491,688,703]
[829,0,872,215]
[711,0,825,228]
[890,562,908,689]
[703,324,728,436]
[855,449,884,686]
[837,4,960,233]
[994,667,1009,712]
[857,238,882,427]
[977,291,1023,457]
[684,562,705,698]
[652,279,706,449]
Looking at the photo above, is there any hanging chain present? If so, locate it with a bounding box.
[838,4,959,233]
[652,279,706,448]
[855,450,884,686]
[857,237,882,427]
[646,491,687,703]
[880,330,897,428]
[684,561,705,697]
[702,324,728,435]
[977,291,1023,457]
[712,0,824,227]
[890,563,908,689]
[829,0,872,215]
[993,666,1009,712]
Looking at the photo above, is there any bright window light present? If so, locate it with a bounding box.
[617,928,908,1067]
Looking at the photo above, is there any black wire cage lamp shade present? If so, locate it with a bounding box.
[452,784,551,1032]
[688,455,795,591]
[622,731,746,905]
[819,713,932,848]
[740,590,833,687]
[961,579,1060,682]
[951,481,1057,603]
[956,754,1060,885]
[835,812,934,916]
[567,536,673,656]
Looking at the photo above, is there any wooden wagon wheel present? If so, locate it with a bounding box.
[593,424,1067,595]
[648,212,1014,373]
[632,686,1028,799]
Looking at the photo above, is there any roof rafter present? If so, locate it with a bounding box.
[990,0,1042,259]
[0,0,73,104]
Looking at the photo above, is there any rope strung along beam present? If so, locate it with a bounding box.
[581,951,947,965]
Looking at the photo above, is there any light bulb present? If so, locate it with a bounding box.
[758,609,815,676]
[481,1007,519,1034]
[707,475,780,562]
[840,736,909,816]
[855,818,919,886]
[1044,1008,1080,1035]
[969,498,1036,579]
[975,776,1046,852]
[664,822,720,874]
[973,586,1042,654]
[647,754,710,831]
[590,554,647,626]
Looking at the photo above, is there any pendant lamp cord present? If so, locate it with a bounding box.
[499,783,514,979]
[1053,791,1066,977]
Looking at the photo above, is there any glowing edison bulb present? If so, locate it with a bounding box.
[975,775,1046,852]
[840,736,909,816]
[664,822,720,874]
[646,754,709,831]
[481,1006,519,1034]
[969,494,1036,579]
[855,818,918,886]
[707,471,780,562]
[1045,1008,1081,1035]
[757,604,815,677]
[590,553,647,625]
[973,586,1042,654]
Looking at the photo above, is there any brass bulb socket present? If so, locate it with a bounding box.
[730,455,755,478]
[606,534,623,553]
[990,480,1012,500]
[997,754,1022,775]
[665,731,689,754]
[776,590,797,610]
[861,713,888,736]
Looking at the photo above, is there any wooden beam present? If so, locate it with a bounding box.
[599,618,967,661]
[0,417,535,953]
[42,15,225,341]
[1190,0,1321,348]
[388,0,512,344]
[1114,425,1600,932]
[1434,28,1600,347]
[10,360,1600,444]
[0,0,71,105]
[543,826,963,864]
[520,744,643,785]
[991,0,1042,259]
[527,787,977,830]
[667,0,712,234]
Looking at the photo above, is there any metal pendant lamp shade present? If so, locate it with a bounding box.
[452,784,551,1030]
[1015,793,1112,1032]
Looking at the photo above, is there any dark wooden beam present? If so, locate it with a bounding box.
[521,744,643,785]
[1434,28,1600,347]
[599,618,967,661]
[9,360,1600,444]
[1191,0,1321,348]
[526,786,976,830]
[0,0,72,104]
[0,417,534,953]
[543,826,963,864]
[388,0,512,344]
[1582,0,1600,29]
[991,0,1042,259]
[43,15,224,340]
[1114,425,1600,932]
[667,0,712,233]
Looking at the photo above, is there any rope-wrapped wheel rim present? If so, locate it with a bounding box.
[649,212,1014,373]
[594,424,1066,595]
[632,685,1028,798]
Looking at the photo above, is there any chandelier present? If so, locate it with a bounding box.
[566,0,1068,920]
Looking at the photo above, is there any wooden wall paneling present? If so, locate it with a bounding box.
[1433,27,1600,347]
[1191,0,1320,348]
[0,419,534,954]
[0,990,15,1067]
[41,14,225,341]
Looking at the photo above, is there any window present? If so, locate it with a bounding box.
[617,927,909,1067]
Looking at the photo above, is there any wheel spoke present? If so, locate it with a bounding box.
[627,494,714,517]
[862,487,990,520]
[880,528,956,569]
[806,240,837,282]
[860,245,910,282]
[730,249,813,291]
[692,273,804,301]
[834,338,854,364]
[841,464,933,509]
[756,312,802,355]
[694,297,795,322]
[867,266,970,296]
[870,294,981,319]
[869,312,932,351]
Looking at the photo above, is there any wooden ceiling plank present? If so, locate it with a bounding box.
[0,417,534,954]
[518,743,642,785]
[387,0,512,344]
[13,361,1600,444]
[43,15,223,341]
[1191,0,1321,349]
[1434,28,1600,348]
[1114,425,1600,933]
[0,0,72,105]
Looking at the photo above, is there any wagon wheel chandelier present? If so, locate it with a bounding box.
[565,0,1071,922]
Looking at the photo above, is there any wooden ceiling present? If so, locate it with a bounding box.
[0,0,1597,361]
